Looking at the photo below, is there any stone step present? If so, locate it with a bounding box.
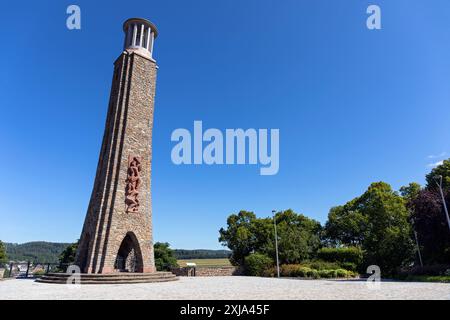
[36,277,179,285]
[35,272,178,284]
[41,275,176,282]
[44,272,175,279]
[45,272,174,277]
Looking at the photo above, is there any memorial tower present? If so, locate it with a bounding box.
[74,18,159,274]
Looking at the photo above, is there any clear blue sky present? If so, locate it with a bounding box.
[1,0,449,249]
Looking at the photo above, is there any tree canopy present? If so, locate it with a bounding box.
[58,241,78,268]
[0,241,8,266]
[154,242,179,271]
[325,182,414,274]
[426,159,450,190]
[405,159,450,265]
[219,209,322,266]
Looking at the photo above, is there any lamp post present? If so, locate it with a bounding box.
[413,229,423,267]
[272,210,280,278]
[435,175,450,232]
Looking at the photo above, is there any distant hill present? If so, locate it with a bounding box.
[3,241,231,263]
[4,242,70,263]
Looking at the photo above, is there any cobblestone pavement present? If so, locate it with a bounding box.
[0,277,449,300]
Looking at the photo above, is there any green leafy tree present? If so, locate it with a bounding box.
[219,209,322,266]
[58,241,78,269]
[325,182,415,274]
[400,182,423,266]
[0,241,8,266]
[360,182,415,273]
[219,211,259,266]
[154,242,178,271]
[275,210,322,263]
[324,203,368,246]
[400,182,422,202]
[426,158,450,190]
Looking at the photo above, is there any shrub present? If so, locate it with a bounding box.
[244,253,273,276]
[335,269,349,278]
[297,267,311,277]
[274,263,358,279]
[317,247,363,267]
[304,260,340,270]
[318,269,334,278]
[318,269,357,278]
[280,264,299,277]
[339,262,358,272]
[262,266,277,277]
[308,269,320,279]
[296,267,320,279]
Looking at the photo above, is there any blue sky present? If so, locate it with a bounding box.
[1,0,449,249]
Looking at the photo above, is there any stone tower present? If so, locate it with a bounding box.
[75,18,159,274]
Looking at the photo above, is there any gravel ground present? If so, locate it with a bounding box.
[0,277,449,300]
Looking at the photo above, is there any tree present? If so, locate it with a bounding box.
[410,189,450,264]
[400,182,422,202]
[403,160,450,265]
[219,211,259,266]
[58,241,78,269]
[0,241,8,266]
[400,182,423,265]
[324,202,368,246]
[325,182,415,274]
[154,242,178,271]
[359,183,415,273]
[219,209,322,266]
[426,158,450,190]
[275,210,322,263]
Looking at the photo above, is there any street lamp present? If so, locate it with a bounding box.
[413,228,423,268]
[434,175,450,232]
[272,210,280,278]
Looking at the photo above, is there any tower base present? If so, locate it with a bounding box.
[35,272,178,284]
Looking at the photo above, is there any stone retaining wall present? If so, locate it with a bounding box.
[171,266,243,277]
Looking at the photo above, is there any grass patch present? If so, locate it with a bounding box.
[400,275,450,283]
[177,258,231,267]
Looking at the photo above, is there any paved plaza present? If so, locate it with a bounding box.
[0,277,449,300]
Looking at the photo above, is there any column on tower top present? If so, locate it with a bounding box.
[123,18,158,60]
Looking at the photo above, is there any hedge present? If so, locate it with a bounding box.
[275,264,357,279]
[317,247,363,267]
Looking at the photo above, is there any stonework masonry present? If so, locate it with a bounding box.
[75,30,158,274]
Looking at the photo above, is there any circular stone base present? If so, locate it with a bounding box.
[36,272,178,284]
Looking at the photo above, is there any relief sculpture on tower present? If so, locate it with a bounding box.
[125,155,142,213]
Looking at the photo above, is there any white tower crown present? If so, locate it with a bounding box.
[123,18,158,59]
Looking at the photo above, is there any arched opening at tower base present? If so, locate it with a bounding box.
[114,232,144,273]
